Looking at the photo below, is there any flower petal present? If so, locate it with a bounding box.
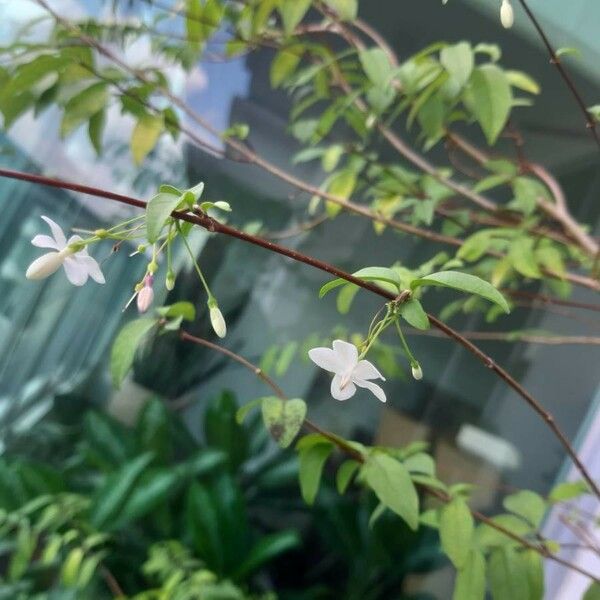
[354,359,385,381]
[353,378,387,403]
[331,373,356,401]
[31,234,59,250]
[67,235,86,253]
[62,256,89,286]
[77,255,105,284]
[308,347,343,373]
[41,215,66,249]
[25,252,64,280]
[332,339,358,368]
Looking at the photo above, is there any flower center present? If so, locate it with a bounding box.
[340,371,353,390]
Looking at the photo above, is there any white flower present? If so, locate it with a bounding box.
[411,363,423,381]
[500,0,514,28]
[308,339,386,403]
[209,305,227,338]
[26,216,105,286]
[137,275,154,313]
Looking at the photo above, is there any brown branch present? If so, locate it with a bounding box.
[1,164,598,501]
[178,330,600,583]
[515,0,600,151]
[407,329,600,346]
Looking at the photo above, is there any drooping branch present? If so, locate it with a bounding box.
[1,165,598,500]
[179,330,600,584]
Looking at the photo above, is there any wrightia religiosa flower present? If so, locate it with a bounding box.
[500,0,514,28]
[308,339,386,403]
[25,216,105,286]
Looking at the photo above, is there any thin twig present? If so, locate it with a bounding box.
[1,165,598,501]
[515,0,600,151]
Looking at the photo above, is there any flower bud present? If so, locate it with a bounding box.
[137,275,154,313]
[411,363,423,381]
[94,228,108,239]
[209,305,227,338]
[165,271,176,291]
[26,251,66,280]
[148,260,158,274]
[500,0,514,28]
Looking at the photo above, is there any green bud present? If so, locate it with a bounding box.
[137,244,147,253]
[148,260,158,274]
[166,271,175,291]
[94,228,108,238]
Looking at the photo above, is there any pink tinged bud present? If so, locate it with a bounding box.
[500,0,514,28]
[26,251,66,280]
[210,305,227,338]
[411,363,423,381]
[137,275,154,313]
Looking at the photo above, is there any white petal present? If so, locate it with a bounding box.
[210,306,227,338]
[41,215,66,249]
[331,374,356,401]
[62,256,89,286]
[25,252,64,280]
[332,339,358,368]
[67,235,86,253]
[31,234,59,250]
[354,378,387,403]
[308,347,343,373]
[77,255,105,284]
[353,359,385,381]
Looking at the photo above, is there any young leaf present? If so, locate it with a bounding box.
[279,0,312,35]
[548,480,589,503]
[487,546,529,600]
[401,298,430,330]
[359,48,393,88]
[325,0,358,20]
[336,459,360,494]
[110,318,157,388]
[270,45,304,88]
[298,442,334,504]
[131,113,164,165]
[146,191,184,243]
[503,490,546,528]
[440,41,474,90]
[524,549,544,600]
[261,397,307,448]
[319,267,401,298]
[362,453,419,530]
[453,549,485,600]
[236,398,263,425]
[506,70,540,95]
[440,497,474,569]
[61,82,108,138]
[156,302,196,321]
[410,271,510,313]
[466,65,512,144]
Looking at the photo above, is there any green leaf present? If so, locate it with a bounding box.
[131,113,164,165]
[61,82,109,137]
[156,301,196,321]
[110,318,157,388]
[88,109,106,155]
[319,267,401,298]
[363,453,419,530]
[506,70,540,95]
[487,546,529,600]
[476,514,533,548]
[410,270,510,313]
[503,490,547,528]
[336,283,360,314]
[146,191,184,243]
[271,45,304,88]
[584,582,600,600]
[401,298,430,330]
[556,47,582,59]
[298,442,334,504]
[336,460,360,494]
[548,480,589,502]
[261,397,307,448]
[324,0,357,20]
[453,549,485,600]
[359,48,393,88]
[326,169,356,216]
[233,530,300,579]
[440,497,474,569]
[466,64,512,144]
[524,549,544,600]
[508,238,541,279]
[440,41,474,90]
[236,398,263,425]
[90,452,154,529]
[279,0,312,35]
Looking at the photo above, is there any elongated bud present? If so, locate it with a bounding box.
[500,0,514,28]
[209,305,227,338]
[165,271,175,291]
[137,275,154,313]
[411,363,423,381]
[26,251,66,280]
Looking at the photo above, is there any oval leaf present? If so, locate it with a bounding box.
[261,397,307,449]
[110,318,157,388]
[440,497,474,569]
